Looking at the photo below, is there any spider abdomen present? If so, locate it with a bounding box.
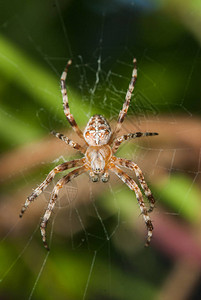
[83,114,112,146]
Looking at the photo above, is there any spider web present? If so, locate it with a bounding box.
[0,1,201,299]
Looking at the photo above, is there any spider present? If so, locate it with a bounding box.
[20,58,158,250]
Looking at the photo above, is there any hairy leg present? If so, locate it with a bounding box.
[40,166,86,250]
[112,58,137,140]
[113,157,155,212]
[112,132,158,153]
[61,60,85,140]
[20,159,84,217]
[51,130,85,153]
[109,164,153,246]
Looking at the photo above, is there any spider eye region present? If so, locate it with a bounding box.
[83,114,112,146]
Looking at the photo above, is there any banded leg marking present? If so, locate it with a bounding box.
[40,166,86,250]
[20,159,84,217]
[112,58,137,139]
[61,60,84,140]
[109,164,153,246]
[51,130,85,153]
[112,132,158,153]
[114,157,156,212]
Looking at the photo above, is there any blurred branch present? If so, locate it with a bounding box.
[1,114,201,299]
[1,115,201,181]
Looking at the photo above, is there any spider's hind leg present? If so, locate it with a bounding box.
[61,60,85,140]
[51,130,85,154]
[112,58,137,139]
[112,132,158,154]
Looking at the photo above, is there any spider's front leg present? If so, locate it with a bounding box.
[109,164,153,246]
[20,159,84,217]
[114,157,156,212]
[40,166,86,250]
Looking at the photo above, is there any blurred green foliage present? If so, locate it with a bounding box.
[155,175,201,224]
[0,0,200,151]
[0,0,201,299]
[0,35,96,151]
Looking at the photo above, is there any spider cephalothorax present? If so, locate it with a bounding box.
[85,144,112,182]
[20,58,158,250]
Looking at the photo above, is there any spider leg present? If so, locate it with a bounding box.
[109,163,153,246]
[114,157,155,212]
[40,166,86,250]
[61,60,85,140]
[112,132,158,153]
[20,158,84,217]
[51,131,85,154]
[111,58,137,141]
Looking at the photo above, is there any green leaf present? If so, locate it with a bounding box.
[155,175,201,224]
